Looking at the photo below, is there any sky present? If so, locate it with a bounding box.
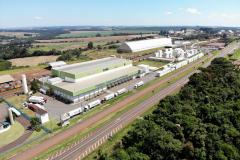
[0,0,240,28]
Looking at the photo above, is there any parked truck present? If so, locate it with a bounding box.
[28,96,47,104]
[134,81,144,88]
[102,93,115,102]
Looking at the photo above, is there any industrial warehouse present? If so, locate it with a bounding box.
[118,38,172,53]
[41,57,140,103]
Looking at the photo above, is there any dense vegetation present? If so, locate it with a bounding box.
[0,59,12,71]
[99,58,240,160]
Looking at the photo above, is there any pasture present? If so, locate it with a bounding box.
[9,56,59,66]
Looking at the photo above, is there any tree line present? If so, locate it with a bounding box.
[98,58,240,160]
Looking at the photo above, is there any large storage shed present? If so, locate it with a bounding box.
[118,38,172,53]
[52,57,132,82]
[46,57,140,103]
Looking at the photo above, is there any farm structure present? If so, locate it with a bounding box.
[0,75,21,92]
[118,38,172,53]
[41,57,140,103]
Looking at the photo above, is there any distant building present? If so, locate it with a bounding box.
[205,43,225,50]
[118,38,172,53]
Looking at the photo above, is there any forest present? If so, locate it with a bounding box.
[98,58,240,160]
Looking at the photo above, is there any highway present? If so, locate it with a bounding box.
[10,42,239,160]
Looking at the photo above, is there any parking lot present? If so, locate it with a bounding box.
[41,72,157,121]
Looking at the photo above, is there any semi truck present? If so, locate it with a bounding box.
[28,96,47,104]
[134,81,144,88]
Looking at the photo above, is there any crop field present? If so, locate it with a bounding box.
[35,34,152,43]
[9,55,59,66]
[30,41,108,52]
[56,30,158,38]
[0,32,38,38]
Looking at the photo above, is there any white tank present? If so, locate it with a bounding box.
[22,74,28,94]
[8,108,14,125]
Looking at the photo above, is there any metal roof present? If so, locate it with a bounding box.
[48,61,66,68]
[52,66,139,96]
[119,38,172,52]
[54,57,131,74]
[0,75,15,84]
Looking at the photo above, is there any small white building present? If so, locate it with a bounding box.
[28,104,49,124]
[36,111,49,124]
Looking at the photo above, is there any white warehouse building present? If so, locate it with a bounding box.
[118,38,172,53]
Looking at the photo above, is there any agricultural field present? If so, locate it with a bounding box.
[56,30,158,38]
[9,56,59,67]
[30,41,107,52]
[0,32,38,38]
[35,34,153,43]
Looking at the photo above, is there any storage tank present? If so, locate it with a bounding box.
[8,108,14,125]
[22,74,28,94]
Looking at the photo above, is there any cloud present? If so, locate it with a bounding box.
[164,11,173,15]
[34,16,43,20]
[185,8,201,15]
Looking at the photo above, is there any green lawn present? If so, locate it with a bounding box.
[229,49,240,60]
[0,121,25,147]
[0,65,45,75]
[134,60,168,68]
[30,42,88,52]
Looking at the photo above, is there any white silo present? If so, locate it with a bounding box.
[8,108,14,125]
[22,74,28,94]
[159,50,163,57]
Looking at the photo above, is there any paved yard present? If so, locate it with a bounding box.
[42,72,156,121]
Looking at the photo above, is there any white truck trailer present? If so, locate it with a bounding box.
[28,96,47,104]
[68,107,83,117]
[87,99,101,109]
[134,81,144,88]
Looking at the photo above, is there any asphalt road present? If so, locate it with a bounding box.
[10,42,239,160]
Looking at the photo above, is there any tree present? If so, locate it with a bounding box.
[30,117,41,132]
[30,79,40,93]
[87,42,94,49]
[0,59,12,71]
[46,87,54,96]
